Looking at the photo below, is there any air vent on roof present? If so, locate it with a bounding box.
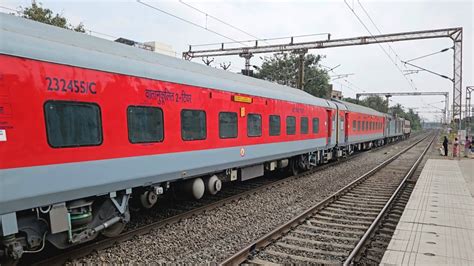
[115,37,153,51]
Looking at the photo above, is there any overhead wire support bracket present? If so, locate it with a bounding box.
[402,61,454,82]
[182,27,463,128]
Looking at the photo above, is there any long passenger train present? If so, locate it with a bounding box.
[0,14,410,260]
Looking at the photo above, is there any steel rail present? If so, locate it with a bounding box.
[220,132,433,265]
[343,133,435,265]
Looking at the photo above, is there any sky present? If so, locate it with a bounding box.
[1,0,473,122]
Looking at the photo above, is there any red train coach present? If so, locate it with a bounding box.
[0,14,342,258]
[0,14,405,260]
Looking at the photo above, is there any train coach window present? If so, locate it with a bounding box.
[286,116,296,135]
[127,106,163,143]
[181,109,206,140]
[357,121,361,131]
[301,117,308,134]
[247,114,262,137]
[269,115,281,136]
[219,112,238,139]
[313,118,320,134]
[353,121,356,131]
[45,101,102,148]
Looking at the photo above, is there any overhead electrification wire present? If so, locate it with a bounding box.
[345,0,418,93]
[178,0,269,44]
[321,64,367,94]
[346,0,440,118]
[357,0,435,113]
[406,47,453,63]
[137,0,248,46]
[0,5,17,12]
[334,81,359,93]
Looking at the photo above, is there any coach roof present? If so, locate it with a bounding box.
[332,99,385,116]
[0,14,332,108]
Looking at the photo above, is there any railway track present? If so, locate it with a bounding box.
[221,132,435,265]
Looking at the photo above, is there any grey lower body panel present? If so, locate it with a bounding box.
[346,133,384,145]
[0,138,326,215]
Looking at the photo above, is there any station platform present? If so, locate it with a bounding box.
[381,158,474,265]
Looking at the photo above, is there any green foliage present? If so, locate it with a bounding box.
[254,53,331,98]
[342,97,359,104]
[389,103,422,130]
[388,103,404,117]
[404,108,422,130]
[362,96,388,113]
[18,3,85,32]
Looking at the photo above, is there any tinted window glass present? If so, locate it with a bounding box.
[45,101,102,148]
[301,117,308,134]
[286,116,296,135]
[219,112,238,139]
[247,114,262,137]
[313,118,320,134]
[353,120,356,131]
[357,121,361,131]
[128,106,163,143]
[181,109,206,140]
[269,115,281,136]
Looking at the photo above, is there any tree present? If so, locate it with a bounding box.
[342,97,359,104]
[362,96,388,113]
[389,104,422,130]
[404,108,422,130]
[388,103,405,117]
[254,53,331,98]
[18,3,85,32]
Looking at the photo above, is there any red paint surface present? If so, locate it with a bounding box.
[0,55,386,169]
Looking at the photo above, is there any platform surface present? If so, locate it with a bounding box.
[381,159,474,265]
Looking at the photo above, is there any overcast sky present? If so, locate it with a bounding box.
[2,0,473,122]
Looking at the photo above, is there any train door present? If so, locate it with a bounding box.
[344,113,349,143]
[326,110,332,146]
[331,113,337,146]
[338,112,345,145]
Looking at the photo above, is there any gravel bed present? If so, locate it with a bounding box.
[74,135,427,264]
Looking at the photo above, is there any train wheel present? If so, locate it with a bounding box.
[0,258,19,266]
[290,159,299,176]
[101,221,126,238]
[101,210,129,238]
